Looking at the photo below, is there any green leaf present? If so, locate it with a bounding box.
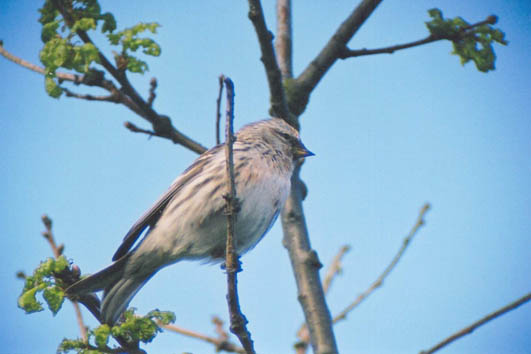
[73,0,102,19]
[38,0,59,25]
[45,76,63,98]
[43,286,65,315]
[425,8,507,73]
[491,29,508,45]
[427,8,443,20]
[18,286,44,313]
[110,308,174,344]
[93,324,111,348]
[72,18,97,32]
[100,12,117,33]
[126,56,148,73]
[41,20,60,43]
[54,256,70,273]
[57,338,89,354]
[146,309,176,325]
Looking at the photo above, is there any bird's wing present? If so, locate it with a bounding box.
[112,146,221,261]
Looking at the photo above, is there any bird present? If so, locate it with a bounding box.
[66,118,314,324]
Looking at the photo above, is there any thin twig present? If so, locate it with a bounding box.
[322,245,351,295]
[216,75,225,145]
[420,292,531,354]
[147,77,157,107]
[0,42,146,117]
[339,17,498,59]
[41,215,88,343]
[212,316,229,342]
[222,76,255,354]
[160,322,246,354]
[0,42,81,83]
[246,0,294,126]
[63,88,120,103]
[124,121,155,138]
[333,203,431,323]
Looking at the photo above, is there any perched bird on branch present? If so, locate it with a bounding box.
[67,118,314,324]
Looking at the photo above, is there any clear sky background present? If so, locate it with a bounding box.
[1,1,529,353]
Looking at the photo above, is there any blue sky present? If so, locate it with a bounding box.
[1,1,529,353]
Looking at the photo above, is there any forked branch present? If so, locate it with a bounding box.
[339,16,498,58]
[246,0,294,127]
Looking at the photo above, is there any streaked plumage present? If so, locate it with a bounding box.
[66,118,313,324]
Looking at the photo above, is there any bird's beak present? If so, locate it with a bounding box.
[293,141,315,159]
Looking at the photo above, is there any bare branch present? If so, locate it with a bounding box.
[281,165,339,354]
[160,321,246,354]
[8,1,208,155]
[216,75,225,145]
[123,121,160,139]
[70,26,207,154]
[339,16,497,59]
[296,244,351,351]
[420,292,531,354]
[246,0,295,127]
[291,0,382,116]
[333,203,431,323]
[1,42,78,83]
[222,76,255,353]
[275,0,293,79]
[322,245,351,295]
[41,215,88,343]
[63,88,121,103]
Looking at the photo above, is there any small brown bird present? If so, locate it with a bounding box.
[67,118,314,324]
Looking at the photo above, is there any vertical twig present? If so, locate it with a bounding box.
[222,76,255,354]
[275,0,293,78]
[322,245,351,295]
[216,75,225,145]
[41,215,88,343]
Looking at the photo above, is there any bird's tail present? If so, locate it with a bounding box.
[66,254,155,324]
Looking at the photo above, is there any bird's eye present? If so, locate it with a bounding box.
[278,131,294,142]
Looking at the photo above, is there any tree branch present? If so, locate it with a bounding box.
[222,76,255,354]
[41,215,88,343]
[147,77,157,108]
[281,165,339,354]
[160,320,246,354]
[0,42,155,120]
[339,16,498,59]
[333,203,430,323]
[290,0,383,116]
[246,0,295,127]
[63,88,121,103]
[275,0,293,79]
[295,245,351,352]
[322,245,351,295]
[216,75,225,145]
[420,292,531,354]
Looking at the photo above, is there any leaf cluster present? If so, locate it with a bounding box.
[17,256,69,315]
[38,0,160,97]
[425,8,507,72]
[57,309,176,353]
